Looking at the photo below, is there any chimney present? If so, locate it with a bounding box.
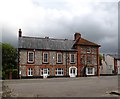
[18,29,22,37]
[74,32,81,40]
[45,36,49,39]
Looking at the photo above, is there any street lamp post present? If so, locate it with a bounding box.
[52,56,55,76]
[66,52,69,77]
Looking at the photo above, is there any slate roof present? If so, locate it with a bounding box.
[19,35,100,51]
[75,37,100,47]
[80,38,100,46]
[18,36,76,51]
[108,54,120,60]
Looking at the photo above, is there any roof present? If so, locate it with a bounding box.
[75,38,100,47]
[18,33,100,51]
[19,36,76,51]
[108,54,120,60]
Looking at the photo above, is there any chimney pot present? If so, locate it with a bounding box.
[74,32,81,40]
[45,36,49,39]
[19,29,22,37]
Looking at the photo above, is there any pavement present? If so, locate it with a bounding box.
[1,76,120,97]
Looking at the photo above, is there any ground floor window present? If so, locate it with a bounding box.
[55,68,64,76]
[86,67,95,75]
[28,68,33,76]
[40,68,50,76]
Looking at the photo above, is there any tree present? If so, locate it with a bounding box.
[99,54,103,66]
[2,43,17,79]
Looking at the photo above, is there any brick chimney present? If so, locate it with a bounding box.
[74,32,81,40]
[18,29,22,37]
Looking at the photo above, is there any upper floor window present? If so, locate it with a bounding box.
[57,53,62,63]
[81,47,86,54]
[70,54,75,63]
[86,47,91,54]
[92,55,97,65]
[92,48,97,54]
[81,55,86,64]
[87,55,92,64]
[43,52,48,63]
[28,51,34,63]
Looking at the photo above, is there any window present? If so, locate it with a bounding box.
[87,55,92,64]
[55,68,64,76]
[40,68,50,76]
[92,55,97,65]
[81,47,86,54]
[70,54,75,63]
[57,53,62,63]
[86,47,91,53]
[81,55,86,64]
[92,48,96,54]
[28,68,33,76]
[86,67,94,75]
[28,52,34,63]
[43,53,48,63]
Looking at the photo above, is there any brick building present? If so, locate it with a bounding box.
[18,29,100,78]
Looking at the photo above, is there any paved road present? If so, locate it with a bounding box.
[2,76,119,97]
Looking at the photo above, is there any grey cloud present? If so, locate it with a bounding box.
[1,1,118,54]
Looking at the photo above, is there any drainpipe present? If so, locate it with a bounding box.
[52,56,55,76]
[66,52,68,77]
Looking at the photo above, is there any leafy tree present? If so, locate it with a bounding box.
[99,54,103,65]
[2,43,17,79]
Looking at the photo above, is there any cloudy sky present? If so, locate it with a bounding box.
[0,0,118,54]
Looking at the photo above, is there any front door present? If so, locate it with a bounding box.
[69,66,77,77]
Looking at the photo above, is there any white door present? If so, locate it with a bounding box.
[69,66,77,77]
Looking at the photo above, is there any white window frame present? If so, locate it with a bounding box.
[57,53,62,63]
[55,68,64,76]
[28,51,34,63]
[86,67,95,75]
[40,68,50,76]
[28,68,33,76]
[43,52,48,63]
[70,54,75,63]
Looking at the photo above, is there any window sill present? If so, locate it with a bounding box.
[42,62,49,64]
[55,75,64,76]
[27,61,34,64]
[70,62,75,64]
[28,75,33,76]
[86,74,94,75]
[56,62,63,64]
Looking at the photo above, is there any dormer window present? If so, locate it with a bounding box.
[28,51,34,63]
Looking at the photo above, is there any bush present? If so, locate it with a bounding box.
[12,70,18,79]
